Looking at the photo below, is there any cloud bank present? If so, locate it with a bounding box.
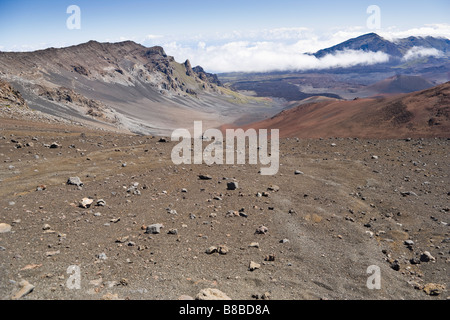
[145,23,448,73]
[402,46,444,61]
[163,40,390,73]
[3,23,448,73]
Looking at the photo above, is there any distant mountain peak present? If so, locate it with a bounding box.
[313,32,450,60]
[358,32,383,39]
[314,32,401,58]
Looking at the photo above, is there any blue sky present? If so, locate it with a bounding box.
[0,0,449,72]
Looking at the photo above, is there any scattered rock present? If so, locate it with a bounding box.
[218,245,229,255]
[79,198,94,208]
[127,183,141,195]
[404,240,414,246]
[102,293,121,300]
[401,191,418,197]
[420,251,435,262]
[20,264,42,271]
[167,209,178,215]
[45,250,60,257]
[36,185,46,191]
[11,280,35,300]
[96,199,106,207]
[115,236,129,243]
[264,254,276,261]
[227,181,239,190]
[252,292,271,300]
[195,288,231,300]
[67,177,83,187]
[96,252,107,260]
[198,174,212,180]
[249,242,260,248]
[206,246,218,254]
[239,212,248,218]
[226,210,239,218]
[249,261,261,271]
[391,260,400,271]
[0,223,12,233]
[255,225,268,234]
[423,283,445,296]
[145,224,164,234]
[294,170,304,175]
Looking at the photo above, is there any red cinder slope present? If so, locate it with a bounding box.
[240,82,450,139]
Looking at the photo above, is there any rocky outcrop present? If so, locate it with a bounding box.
[34,85,120,123]
[72,64,90,76]
[193,66,222,86]
[184,60,194,77]
[143,46,168,59]
[0,80,28,108]
[36,86,103,111]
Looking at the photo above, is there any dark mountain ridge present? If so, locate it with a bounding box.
[314,33,450,60]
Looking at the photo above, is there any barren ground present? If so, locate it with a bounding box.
[0,117,448,300]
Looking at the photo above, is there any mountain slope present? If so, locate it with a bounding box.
[0,41,278,135]
[314,33,450,59]
[0,79,28,108]
[240,82,450,139]
[314,33,403,58]
[221,33,449,103]
[395,36,450,54]
[364,74,435,95]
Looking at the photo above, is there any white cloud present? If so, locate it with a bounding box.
[319,49,390,68]
[5,43,50,52]
[145,34,163,40]
[157,23,449,73]
[3,22,449,73]
[164,40,390,73]
[402,46,444,61]
[380,23,450,41]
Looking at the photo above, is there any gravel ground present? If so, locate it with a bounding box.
[0,117,448,300]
